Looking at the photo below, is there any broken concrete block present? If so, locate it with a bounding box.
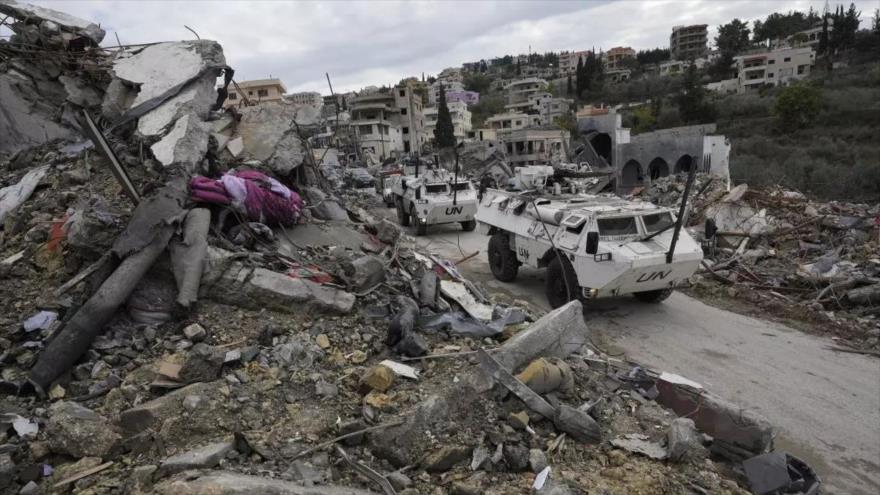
[204,263,355,315]
[150,113,209,170]
[0,0,105,44]
[503,444,529,472]
[515,358,574,395]
[46,401,121,457]
[160,441,234,475]
[225,136,244,157]
[375,218,401,244]
[154,471,376,494]
[119,382,212,436]
[422,445,472,472]
[341,255,385,292]
[666,417,706,463]
[58,75,102,107]
[305,187,349,221]
[610,433,667,460]
[494,300,587,373]
[182,323,207,342]
[237,103,311,174]
[0,453,13,490]
[529,449,548,473]
[137,75,216,137]
[179,343,224,383]
[655,377,773,458]
[553,405,600,444]
[0,165,49,226]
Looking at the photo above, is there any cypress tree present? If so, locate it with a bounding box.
[566,74,573,95]
[434,84,456,148]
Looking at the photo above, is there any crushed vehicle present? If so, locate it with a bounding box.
[475,187,705,308]
[390,158,478,236]
[344,167,375,189]
[375,167,403,207]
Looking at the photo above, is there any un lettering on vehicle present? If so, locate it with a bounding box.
[445,206,462,215]
[517,247,529,258]
[636,270,671,283]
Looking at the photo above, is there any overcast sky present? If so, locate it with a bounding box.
[30,0,878,94]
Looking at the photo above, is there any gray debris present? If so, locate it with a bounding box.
[153,471,377,494]
[422,445,472,472]
[375,218,402,244]
[387,471,412,490]
[179,343,225,383]
[305,187,349,221]
[160,441,234,475]
[553,405,601,444]
[0,166,49,226]
[529,449,548,473]
[183,323,207,342]
[119,382,213,436]
[204,263,355,315]
[46,401,121,457]
[610,433,668,460]
[19,480,39,495]
[0,0,106,44]
[0,454,13,490]
[666,417,706,463]
[340,255,385,292]
[503,444,529,472]
[494,300,587,372]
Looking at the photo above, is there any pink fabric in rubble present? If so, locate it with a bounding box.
[189,170,303,227]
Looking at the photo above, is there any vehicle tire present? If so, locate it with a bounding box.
[411,207,426,236]
[545,253,579,309]
[461,220,476,232]
[633,288,673,303]
[396,200,410,226]
[488,233,518,282]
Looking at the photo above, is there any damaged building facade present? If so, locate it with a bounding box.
[576,111,730,192]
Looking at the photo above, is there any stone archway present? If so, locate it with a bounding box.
[674,155,695,174]
[648,157,669,180]
[621,159,643,187]
[589,133,612,163]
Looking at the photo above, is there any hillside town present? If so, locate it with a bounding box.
[0,1,878,495]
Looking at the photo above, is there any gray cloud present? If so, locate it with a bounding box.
[30,0,878,93]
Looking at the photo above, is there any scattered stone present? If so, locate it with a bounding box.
[315,334,330,349]
[179,343,224,383]
[529,449,548,473]
[119,382,212,435]
[28,442,50,460]
[340,255,386,292]
[315,380,338,399]
[182,395,204,412]
[610,434,667,460]
[494,301,588,372]
[183,323,207,342]
[19,481,38,495]
[553,405,600,443]
[160,441,234,475]
[338,420,367,447]
[154,471,376,494]
[359,365,395,393]
[503,444,530,472]
[422,445,472,472]
[667,417,707,463]
[48,384,66,400]
[387,471,412,490]
[0,454,14,490]
[131,464,158,492]
[470,444,490,471]
[508,410,530,430]
[46,401,121,457]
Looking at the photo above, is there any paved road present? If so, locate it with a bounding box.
[400,218,880,495]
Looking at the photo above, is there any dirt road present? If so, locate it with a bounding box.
[403,219,880,495]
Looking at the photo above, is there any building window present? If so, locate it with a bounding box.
[515,120,522,126]
[768,73,774,78]
[358,125,372,135]
[784,57,791,62]
[401,108,407,115]
[228,93,237,100]
[768,59,775,64]
[257,89,268,97]
[399,89,406,97]
[248,91,254,96]
[798,65,807,74]
[402,126,409,134]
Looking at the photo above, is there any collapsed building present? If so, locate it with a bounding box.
[575,112,731,193]
[0,3,858,495]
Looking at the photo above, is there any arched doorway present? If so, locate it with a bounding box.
[674,155,695,174]
[589,133,612,164]
[621,159,643,187]
[648,157,669,180]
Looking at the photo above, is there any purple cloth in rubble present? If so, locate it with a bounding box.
[189,170,303,227]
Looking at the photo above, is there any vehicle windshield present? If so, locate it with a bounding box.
[425,184,448,194]
[642,212,675,233]
[597,217,638,236]
[450,182,470,192]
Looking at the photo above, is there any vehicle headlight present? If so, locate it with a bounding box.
[416,199,428,204]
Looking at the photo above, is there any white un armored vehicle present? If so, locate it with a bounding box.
[475,187,704,308]
[391,158,478,236]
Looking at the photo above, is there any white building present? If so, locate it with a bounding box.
[286,91,323,107]
[428,80,465,105]
[424,100,472,142]
[349,93,404,159]
[485,112,542,132]
[504,92,572,126]
[731,46,815,93]
[558,50,592,76]
[504,77,548,105]
[437,67,464,83]
[394,83,428,153]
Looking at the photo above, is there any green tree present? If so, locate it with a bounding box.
[566,75,573,95]
[774,82,821,130]
[711,19,751,80]
[575,56,585,97]
[753,9,820,43]
[636,48,670,65]
[463,72,491,94]
[433,84,456,148]
[516,60,521,76]
[676,63,715,124]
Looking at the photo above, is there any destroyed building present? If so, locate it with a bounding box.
[2,2,872,495]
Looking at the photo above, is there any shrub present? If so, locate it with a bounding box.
[774,82,822,131]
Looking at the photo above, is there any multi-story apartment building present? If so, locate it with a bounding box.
[446,90,480,106]
[286,91,322,107]
[348,93,404,160]
[670,24,708,60]
[424,100,472,143]
[225,78,286,107]
[500,128,567,167]
[504,92,572,125]
[485,112,542,132]
[504,77,548,105]
[437,67,463,83]
[428,80,465,105]
[604,46,635,70]
[393,83,427,153]
[558,50,592,76]
[730,46,815,93]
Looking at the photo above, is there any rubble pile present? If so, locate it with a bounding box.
[0,3,807,494]
[645,176,880,351]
